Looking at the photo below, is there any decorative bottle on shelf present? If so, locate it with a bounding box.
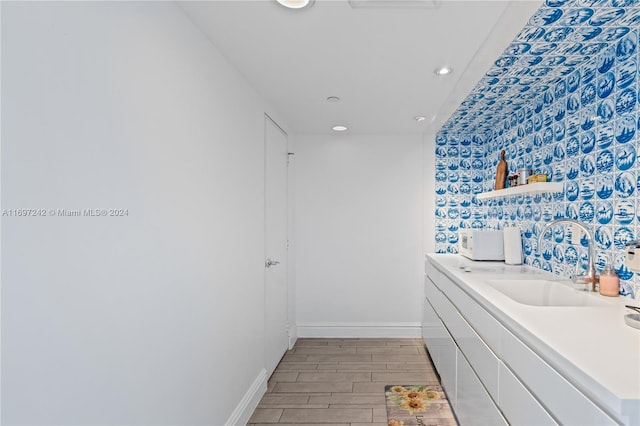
[494,150,508,190]
[599,260,620,297]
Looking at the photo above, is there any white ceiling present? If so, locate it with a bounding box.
[179,0,543,134]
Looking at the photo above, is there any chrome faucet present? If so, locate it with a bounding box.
[538,218,598,291]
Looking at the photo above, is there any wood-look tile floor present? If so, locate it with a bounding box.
[248,338,458,426]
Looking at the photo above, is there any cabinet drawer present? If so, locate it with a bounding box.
[500,327,618,425]
[423,290,443,344]
[499,361,557,425]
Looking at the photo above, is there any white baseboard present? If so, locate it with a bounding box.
[296,322,422,338]
[225,368,267,426]
[288,324,298,350]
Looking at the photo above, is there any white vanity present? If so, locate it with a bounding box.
[423,254,640,425]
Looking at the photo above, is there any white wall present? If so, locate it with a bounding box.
[1,2,291,424]
[295,134,424,337]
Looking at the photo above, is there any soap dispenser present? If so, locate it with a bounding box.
[599,259,619,297]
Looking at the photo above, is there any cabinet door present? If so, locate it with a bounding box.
[424,278,457,406]
[499,361,557,425]
[456,348,507,426]
[426,275,500,400]
[423,285,444,346]
[422,295,443,368]
[439,329,458,410]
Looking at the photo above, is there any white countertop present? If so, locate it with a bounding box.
[426,254,640,423]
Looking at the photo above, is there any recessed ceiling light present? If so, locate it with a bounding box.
[434,67,452,76]
[414,116,427,122]
[332,125,348,132]
[276,0,314,9]
[327,96,340,103]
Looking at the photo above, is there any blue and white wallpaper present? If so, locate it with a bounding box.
[435,0,640,299]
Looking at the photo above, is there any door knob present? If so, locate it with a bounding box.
[265,258,281,268]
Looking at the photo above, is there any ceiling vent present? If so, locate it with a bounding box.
[348,0,441,9]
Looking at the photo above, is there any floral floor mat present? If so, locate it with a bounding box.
[385,385,458,426]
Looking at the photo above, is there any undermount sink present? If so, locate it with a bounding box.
[485,279,607,307]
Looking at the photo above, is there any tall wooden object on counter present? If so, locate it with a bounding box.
[494,150,508,190]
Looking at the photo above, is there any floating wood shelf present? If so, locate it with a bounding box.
[476,182,563,201]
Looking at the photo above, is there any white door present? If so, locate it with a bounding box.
[264,115,289,376]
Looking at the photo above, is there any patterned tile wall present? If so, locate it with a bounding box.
[435,0,640,299]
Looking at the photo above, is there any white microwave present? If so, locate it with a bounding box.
[459,229,504,261]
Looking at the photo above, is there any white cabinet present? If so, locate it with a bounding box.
[500,327,616,425]
[423,258,619,426]
[422,289,446,370]
[424,277,457,406]
[424,273,504,424]
[456,348,507,426]
[498,361,556,426]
